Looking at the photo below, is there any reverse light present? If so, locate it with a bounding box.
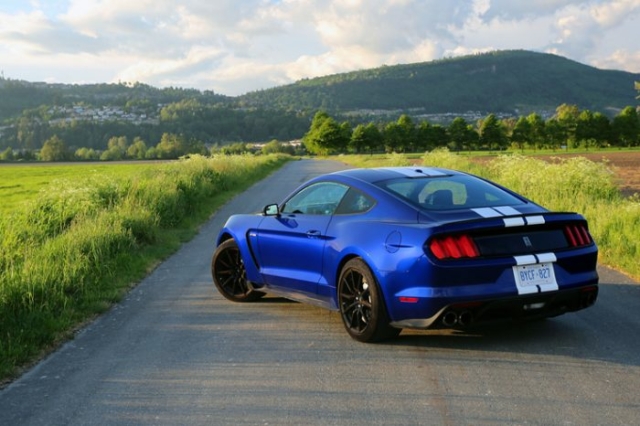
[564,224,592,247]
[429,234,479,260]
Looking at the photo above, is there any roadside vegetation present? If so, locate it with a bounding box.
[2,147,639,383]
[0,154,289,382]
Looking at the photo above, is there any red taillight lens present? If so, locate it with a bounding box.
[564,224,592,247]
[429,234,479,260]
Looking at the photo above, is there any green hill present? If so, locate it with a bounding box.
[236,50,640,116]
[0,80,228,122]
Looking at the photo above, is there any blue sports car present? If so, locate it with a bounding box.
[211,166,598,342]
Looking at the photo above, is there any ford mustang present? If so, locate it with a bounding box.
[211,166,598,342]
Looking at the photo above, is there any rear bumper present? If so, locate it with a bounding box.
[390,284,599,329]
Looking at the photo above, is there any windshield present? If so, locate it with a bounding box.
[376,175,526,211]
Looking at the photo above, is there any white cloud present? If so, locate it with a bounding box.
[0,0,638,95]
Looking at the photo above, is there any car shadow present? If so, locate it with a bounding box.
[385,282,640,367]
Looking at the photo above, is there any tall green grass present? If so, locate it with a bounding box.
[0,154,289,380]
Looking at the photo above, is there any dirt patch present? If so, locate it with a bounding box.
[568,151,640,198]
[474,151,640,198]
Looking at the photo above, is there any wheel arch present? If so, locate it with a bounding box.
[334,254,394,319]
[215,227,262,284]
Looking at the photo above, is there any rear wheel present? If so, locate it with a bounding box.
[338,258,401,342]
[211,239,264,302]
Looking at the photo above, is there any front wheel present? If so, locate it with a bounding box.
[338,258,401,342]
[211,239,264,302]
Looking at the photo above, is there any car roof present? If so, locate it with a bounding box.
[330,166,458,183]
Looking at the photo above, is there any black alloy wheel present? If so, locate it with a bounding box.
[338,258,400,342]
[211,239,264,302]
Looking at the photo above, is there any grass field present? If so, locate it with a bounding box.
[0,162,164,214]
[0,155,290,383]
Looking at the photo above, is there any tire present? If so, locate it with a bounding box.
[338,258,401,342]
[211,239,265,302]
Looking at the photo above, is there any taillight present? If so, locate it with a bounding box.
[429,234,479,260]
[564,224,592,247]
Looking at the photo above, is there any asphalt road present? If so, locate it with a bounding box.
[1,159,639,426]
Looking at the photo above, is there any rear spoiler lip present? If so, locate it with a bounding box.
[422,211,589,235]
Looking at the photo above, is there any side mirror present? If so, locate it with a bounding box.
[263,204,280,216]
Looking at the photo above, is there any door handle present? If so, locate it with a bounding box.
[306,230,322,238]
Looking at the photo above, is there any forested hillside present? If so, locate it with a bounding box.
[237,50,639,115]
[0,50,638,157]
[0,80,227,121]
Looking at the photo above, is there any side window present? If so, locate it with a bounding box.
[281,182,349,215]
[335,188,376,215]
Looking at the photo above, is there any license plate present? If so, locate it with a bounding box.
[512,263,557,294]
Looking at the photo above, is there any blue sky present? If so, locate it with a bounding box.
[1,0,639,96]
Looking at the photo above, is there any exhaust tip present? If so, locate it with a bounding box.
[458,310,473,327]
[442,311,458,327]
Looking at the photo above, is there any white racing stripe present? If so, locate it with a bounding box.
[513,253,557,265]
[514,255,537,265]
[495,206,520,216]
[536,252,557,263]
[503,217,525,227]
[472,206,547,229]
[472,207,503,218]
[525,215,545,225]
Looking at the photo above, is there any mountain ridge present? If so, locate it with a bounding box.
[236,50,640,116]
[1,50,638,123]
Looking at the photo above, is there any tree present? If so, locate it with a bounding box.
[145,147,158,159]
[127,137,148,159]
[221,142,249,155]
[612,106,640,147]
[576,110,612,149]
[479,114,508,151]
[383,122,404,153]
[261,140,294,155]
[75,147,99,160]
[418,122,449,150]
[397,115,418,151]
[16,116,45,150]
[317,118,349,154]
[302,112,347,155]
[303,111,330,155]
[100,136,129,160]
[0,147,14,161]
[510,116,532,151]
[526,113,546,150]
[545,118,566,151]
[350,123,382,154]
[447,117,475,152]
[554,104,580,148]
[591,112,612,147]
[108,136,129,151]
[156,133,187,159]
[40,135,68,161]
[339,121,353,153]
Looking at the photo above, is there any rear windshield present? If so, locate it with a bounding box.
[376,175,526,211]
